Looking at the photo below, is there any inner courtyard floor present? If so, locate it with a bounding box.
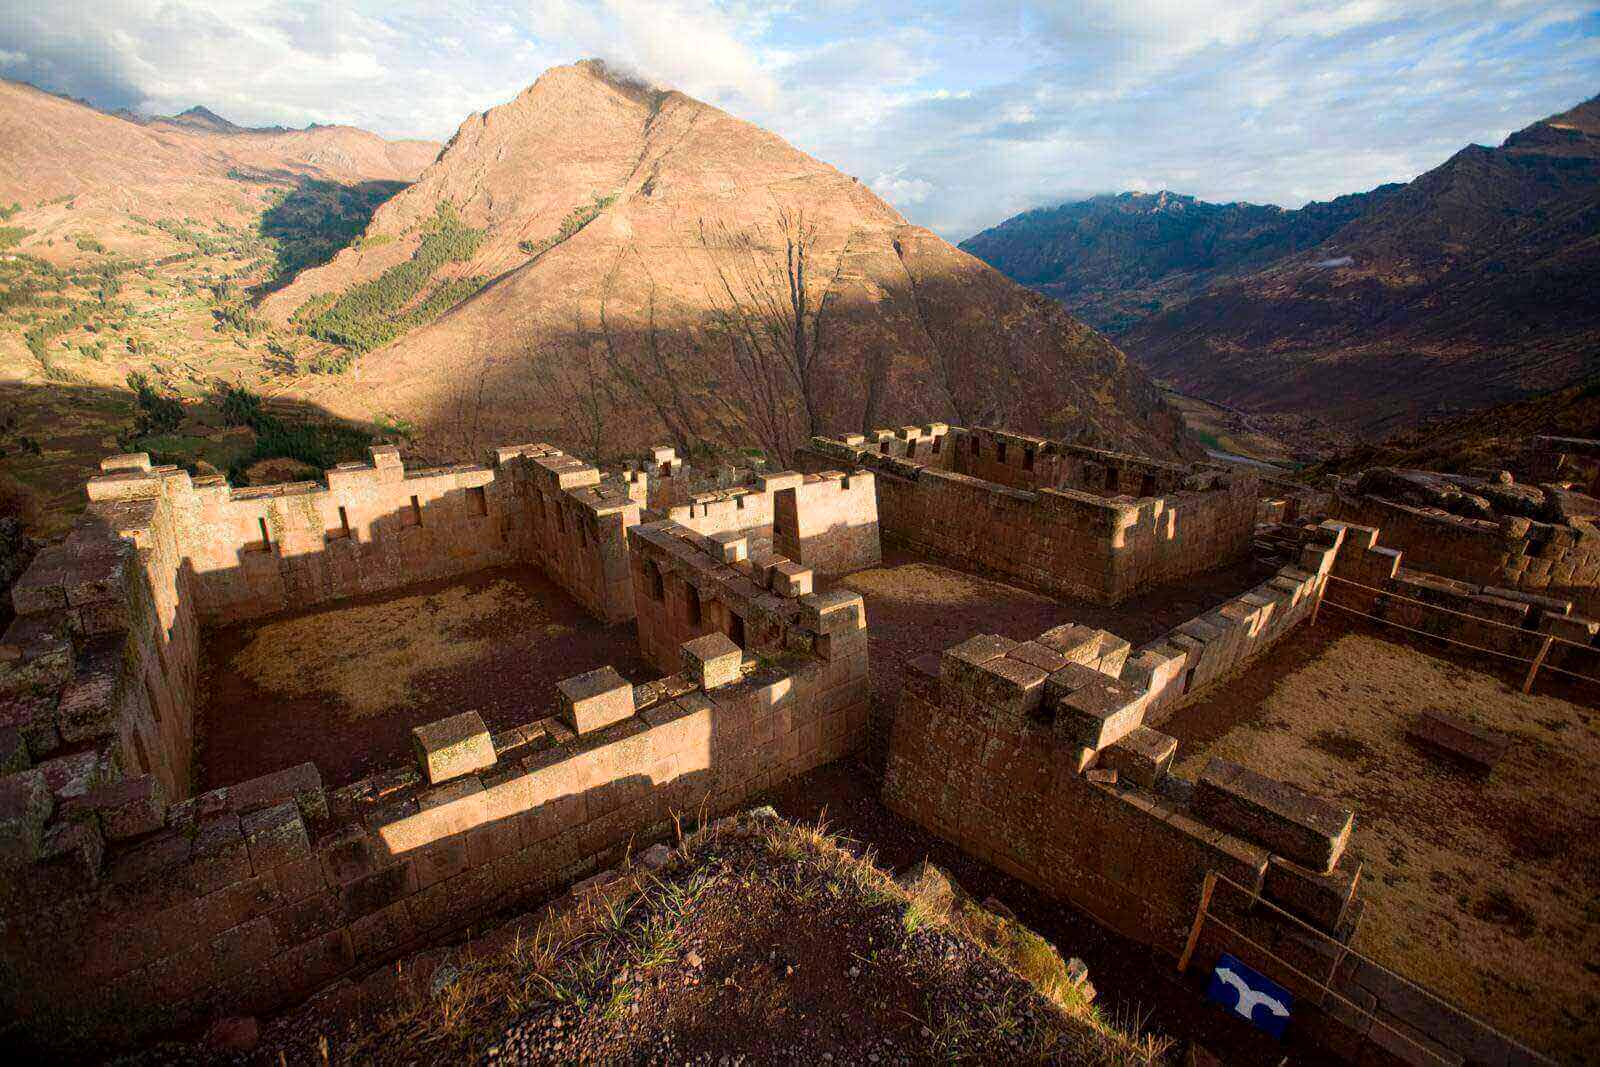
[195,564,655,791]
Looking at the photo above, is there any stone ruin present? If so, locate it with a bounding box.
[1328,438,1600,618]
[797,423,1260,604]
[0,424,1562,1065]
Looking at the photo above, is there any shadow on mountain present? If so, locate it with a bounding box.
[0,378,391,537]
[254,177,410,296]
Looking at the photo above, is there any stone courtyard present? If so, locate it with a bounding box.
[196,565,653,790]
[1163,621,1600,1062]
[2,423,1593,1065]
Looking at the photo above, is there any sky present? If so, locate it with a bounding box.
[2,1,1597,239]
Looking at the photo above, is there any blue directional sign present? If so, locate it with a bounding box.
[1206,952,1293,1039]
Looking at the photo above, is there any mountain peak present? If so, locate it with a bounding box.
[163,104,243,133]
[260,62,1196,462]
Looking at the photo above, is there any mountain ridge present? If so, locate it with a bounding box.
[962,94,1600,440]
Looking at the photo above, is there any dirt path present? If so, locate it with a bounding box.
[834,547,1277,709]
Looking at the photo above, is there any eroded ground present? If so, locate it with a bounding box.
[1162,621,1600,1061]
[835,547,1277,708]
[196,565,654,791]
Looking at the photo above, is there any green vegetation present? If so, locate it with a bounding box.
[0,202,21,222]
[353,232,395,251]
[73,234,106,254]
[214,382,372,482]
[258,178,407,284]
[519,192,617,256]
[0,226,32,250]
[305,202,486,353]
[126,372,185,437]
[214,303,268,336]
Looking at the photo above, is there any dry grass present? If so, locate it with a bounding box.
[230,579,537,719]
[254,812,1170,1065]
[1172,631,1600,1058]
[842,560,1056,610]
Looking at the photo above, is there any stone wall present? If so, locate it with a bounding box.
[0,596,870,1052]
[1318,519,1600,678]
[2,460,200,806]
[772,470,882,576]
[1329,491,1600,617]
[879,519,1551,1066]
[1132,531,1343,725]
[50,444,641,630]
[880,627,1358,958]
[798,425,1258,604]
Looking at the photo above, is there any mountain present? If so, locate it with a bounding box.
[265,61,1197,463]
[0,79,437,212]
[958,188,1398,334]
[150,104,250,134]
[964,95,1600,441]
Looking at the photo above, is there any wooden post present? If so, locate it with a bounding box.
[1523,635,1553,694]
[1177,870,1217,974]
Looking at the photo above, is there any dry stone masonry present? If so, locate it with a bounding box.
[797,423,1258,603]
[0,426,1564,1065]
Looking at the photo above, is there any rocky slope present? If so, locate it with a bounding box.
[965,95,1600,440]
[266,61,1198,463]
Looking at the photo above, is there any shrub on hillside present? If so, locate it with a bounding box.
[305,202,487,352]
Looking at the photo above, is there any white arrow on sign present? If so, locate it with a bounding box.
[1216,966,1291,1020]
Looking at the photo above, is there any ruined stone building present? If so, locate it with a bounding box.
[1,424,1581,1065]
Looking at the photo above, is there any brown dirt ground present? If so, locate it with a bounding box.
[195,565,654,791]
[1161,618,1600,1062]
[766,762,1294,1066]
[834,547,1278,709]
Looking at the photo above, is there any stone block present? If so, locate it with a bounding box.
[681,633,742,690]
[708,532,748,564]
[1036,624,1129,674]
[65,774,166,840]
[557,666,636,735]
[0,727,26,774]
[190,814,251,894]
[1264,854,1362,934]
[412,711,497,785]
[35,819,104,892]
[798,590,866,635]
[1099,726,1177,788]
[55,636,123,743]
[1055,679,1143,751]
[1194,758,1353,873]
[1405,711,1510,773]
[39,749,100,800]
[770,562,814,598]
[228,762,327,822]
[1006,641,1069,674]
[941,639,1045,720]
[242,801,311,872]
[0,767,51,867]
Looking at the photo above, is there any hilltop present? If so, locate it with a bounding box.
[176,811,1169,1065]
[266,61,1197,463]
[964,95,1600,442]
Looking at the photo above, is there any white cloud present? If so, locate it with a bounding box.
[870,166,935,206]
